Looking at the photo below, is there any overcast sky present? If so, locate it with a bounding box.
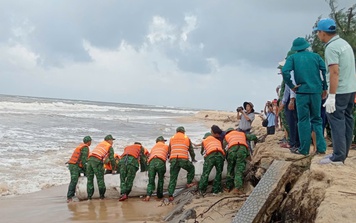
[1,0,354,111]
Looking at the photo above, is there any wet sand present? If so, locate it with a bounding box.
[0,184,173,223]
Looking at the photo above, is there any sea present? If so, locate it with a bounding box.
[0,94,207,197]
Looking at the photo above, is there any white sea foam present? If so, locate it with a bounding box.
[0,95,205,197]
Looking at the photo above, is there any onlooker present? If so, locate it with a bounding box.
[118,142,146,201]
[279,53,300,150]
[282,37,327,155]
[167,126,196,201]
[315,18,356,164]
[66,136,91,202]
[236,102,255,134]
[264,101,276,135]
[272,99,279,130]
[143,136,169,201]
[198,132,225,196]
[87,135,116,200]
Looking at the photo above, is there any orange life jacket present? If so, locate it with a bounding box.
[121,144,142,159]
[169,132,190,160]
[89,141,112,161]
[144,147,150,156]
[104,153,120,170]
[354,94,356,104]
[148,142,169,163]
[224,130,248,149]
[68,143,89,168]
[202,136,225,157]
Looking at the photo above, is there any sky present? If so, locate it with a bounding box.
[1,0,355,111]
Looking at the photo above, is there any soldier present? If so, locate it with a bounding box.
[87,135,116,200]
[198,132,225,196]
[167,126,197,202]
[223,128,249,194]
[143,136,169,201]
[66,136,92,203]
[118,142,146,201]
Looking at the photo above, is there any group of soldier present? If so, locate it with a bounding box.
[66,125,257,203]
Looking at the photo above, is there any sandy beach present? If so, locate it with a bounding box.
[1,110,356,223]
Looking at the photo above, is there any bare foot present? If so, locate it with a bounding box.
[142,196,150,201]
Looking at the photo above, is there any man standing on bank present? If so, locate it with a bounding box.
[315,18,356,164]
[87,135,116,200]
[143,136,169,201]
[66,136,92,203]
[282,37,327,156]
[167,126,197,202]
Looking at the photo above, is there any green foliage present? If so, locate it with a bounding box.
[307,0,356,59]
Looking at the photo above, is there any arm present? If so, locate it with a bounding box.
[328,64,339,94]
[236,111,241,120]
[80,147,89,173]
[320,57,328,91]
[282,57,296,90]
[139,146,147,172]
[188,139,196,161]
[200,143,205,156]
[241,110,251,121]
[108,147,116,170]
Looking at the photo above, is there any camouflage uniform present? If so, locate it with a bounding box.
[87,147,115,199]
[168,158,195,196]
[198,152,224,194]
[146,158,166,198]
[225,145,249,190]
[119,147,145,196]
[67,146,89,200]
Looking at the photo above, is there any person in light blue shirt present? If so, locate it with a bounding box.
[264,101,276,135]
[315,18,356,164]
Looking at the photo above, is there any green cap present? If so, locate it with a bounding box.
[83,136,92,143]
[225,128,235,134]
[176,126,185,133]
[104,134,115,141]
[203,132,211,139]
[156,136,167,142]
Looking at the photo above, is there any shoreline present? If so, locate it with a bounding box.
[2,110,356,222]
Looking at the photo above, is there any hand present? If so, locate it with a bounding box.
[323,94,336,113]
[288,100,295,110]
[322,90,328,100]
[291,84,301,92]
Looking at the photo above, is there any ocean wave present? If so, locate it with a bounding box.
[0,101,198,115]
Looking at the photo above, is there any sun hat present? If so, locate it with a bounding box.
[291,37,310,51]
[314,18,336,33]
[243,102,255,113]
[156,136,167,142]
[104,134,115,141]
[83,136,92,143]
[176,126,185,133]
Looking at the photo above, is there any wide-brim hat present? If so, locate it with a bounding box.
[291,37,310,51]
[243,101,255,113]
